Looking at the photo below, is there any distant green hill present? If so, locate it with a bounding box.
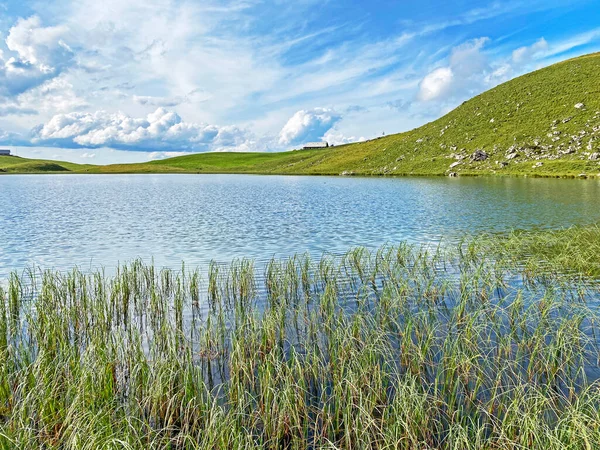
[0,155,91,173]
[3,53,600,178]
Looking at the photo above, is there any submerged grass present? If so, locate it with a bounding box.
[0,230,599,449]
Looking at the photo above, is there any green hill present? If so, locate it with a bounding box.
[3,52,600,177]
[0,155,91,173]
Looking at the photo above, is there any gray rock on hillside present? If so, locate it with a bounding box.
[471,150,488,161]
[589,153,600,161]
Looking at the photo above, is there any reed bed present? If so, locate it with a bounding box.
[0,231,599,449]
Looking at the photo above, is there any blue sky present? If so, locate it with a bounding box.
[0,0,599,164]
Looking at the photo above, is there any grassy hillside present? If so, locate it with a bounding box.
[0,155,91,173]
[3,52,600,177]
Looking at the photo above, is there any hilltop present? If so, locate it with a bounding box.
[3,52,600,178]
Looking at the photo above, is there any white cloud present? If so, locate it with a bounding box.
[450,37,489,76]
[322,129,366,146]
[5,16,73,73]
[0,16,76,98]
[418,67,454,101]
[17,76,88,113]
[278,108,341,145]
[31,107,251,151]
[544,28,600,58]
[418,38,489,102]
[512,38,548,63]
[55,0,281,121]
[0,103,37,116]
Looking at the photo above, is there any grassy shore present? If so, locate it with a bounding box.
[2,53,600,178]
[0,226,599,449]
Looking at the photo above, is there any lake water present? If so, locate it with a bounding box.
[1,174,599,278]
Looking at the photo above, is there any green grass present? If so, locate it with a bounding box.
[0,156,91,173]
[3,52,600,177]
[474,224,600,278]
[0,227,599,449]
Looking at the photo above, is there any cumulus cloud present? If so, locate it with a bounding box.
[0,16,75,97]
[418,38,489,102]
[322,129,366,146]
[5,16,73,72]
[512,38,548,64]
[278,108,341,145]
[418,68,454,101]
[31,107,250,152]
[17,77,88,113]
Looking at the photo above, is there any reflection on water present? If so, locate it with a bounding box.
[1,173,599,278]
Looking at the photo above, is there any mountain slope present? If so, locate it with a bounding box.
[3,52,600,177]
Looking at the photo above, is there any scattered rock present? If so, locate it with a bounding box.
[587,140,595,151]
[449,161,461,169]
[589,153,600,161]
[578,173,588,178]
[532,162,543,168]
[575,103,586,110]
[506,152,519,160]
[448,172,458,177]
[340,170,355,176]
[489,118,495,123]
[499,161,509,168]
[562,117,573,124]
[471,150,488,161]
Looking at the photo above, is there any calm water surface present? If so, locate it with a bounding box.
[1,174,599,278]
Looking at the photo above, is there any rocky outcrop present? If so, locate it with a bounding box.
[471,150,488,161]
